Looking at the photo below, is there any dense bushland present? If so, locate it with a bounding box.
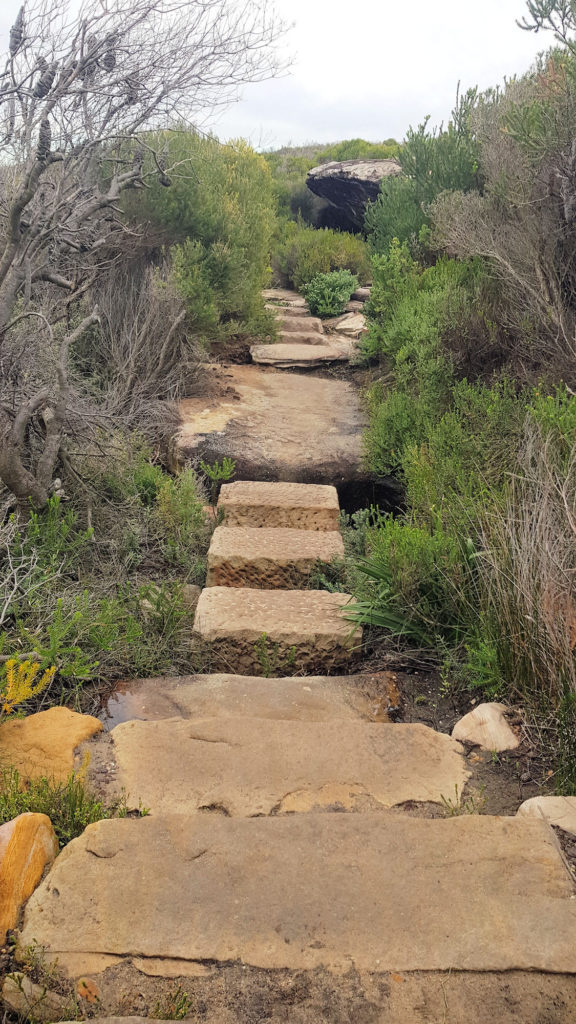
[131,132,277,339]
[357,5,576,787]
[272,221,371,290]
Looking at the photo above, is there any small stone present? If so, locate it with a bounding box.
[0,813,59,943]
[0,706,103,783]
[2,973,71,1020]
[517,796,576,836]
[452,703,520,752]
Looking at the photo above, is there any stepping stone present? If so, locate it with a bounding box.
[279,317,323,334]
[218,480,340,530]
[193,586,360,675]
[452,703,520,752]
[206,525,344,588]
[174,365,369,486]
[518,796,576,836]
[19,814,576,979]
[265,303,309,318]
[100,671,402,727]
[0,813,59,944]
[278,330,327,345]
[93,718,470,816]
[352,286,371,301]
[250,342,352,368]
[0,707,103,784]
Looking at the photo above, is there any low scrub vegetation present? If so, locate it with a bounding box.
[302,270,358,318]
[356,0,576,789]
[272,222,370,291]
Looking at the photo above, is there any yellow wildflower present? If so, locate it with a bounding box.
[1,659,56,715]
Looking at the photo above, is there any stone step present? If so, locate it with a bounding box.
[100,671,402,727]
[218,480,340,530]
[19,814,576,984]
[265,303,309,318]
[91,718,469,817]
[279,317,323,334]
[193,586,360,675]
[278,330,327,345]
[262,287,308,308]
[250,342,352,368]
[206,525,344,588]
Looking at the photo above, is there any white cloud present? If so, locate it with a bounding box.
[0,0,551,147]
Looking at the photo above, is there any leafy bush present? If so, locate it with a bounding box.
[273,222,371,290]
[128,132,276,338]
[302,270,358,318]
[0,766,131,847]
[365,91,481,254]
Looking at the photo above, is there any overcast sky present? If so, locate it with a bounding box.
[1,0,550,150]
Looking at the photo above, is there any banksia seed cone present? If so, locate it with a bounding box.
[33,62,58,98]
[9,7,25,57]
[37,118,51,161]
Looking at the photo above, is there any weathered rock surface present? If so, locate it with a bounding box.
[174,365,369,485]
[193,586,360,674]
[0,813,59,942]
[18,814,576,976]
[518,796,576,835]
[95,719,468,816]
[306,159,401,229]
[278,330,327,345]
[327,311,368,338]
[0,706,103,782]
[250,341,352,368]
[352,286,372,302]
[279,316,323,334]
[100,672,401,728]
[452,702,521,752]
[262,288,308,308]
[218,480,340,530]
[206,525,344,588]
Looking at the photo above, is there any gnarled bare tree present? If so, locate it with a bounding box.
[0,0,285,508]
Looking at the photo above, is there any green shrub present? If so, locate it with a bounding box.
[273,222,371,290]
[365,91,481,254]
[127,132,276,338]
[302,270,358,318]
[0,766,132,847]
[348,514,475,643]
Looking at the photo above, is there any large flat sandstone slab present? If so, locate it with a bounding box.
[218,480,340,530]
[100,672,401,728]
[193,586,360,674]
[174,365,367,485]
[95,719,468,815]
[262,288,308,308]
[206,526,344,588]
[18,814,576,975]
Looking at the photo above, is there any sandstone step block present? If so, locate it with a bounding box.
[279,316,323,334]
[101,671,401,727]
[193,586,360,675]
[250,342,351,368]
[0,813,59,943]
[94,719,469,816]
[218,480,340,530]
[518,796,576,836]
[206,525,344,588]
[18,814,576,979]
